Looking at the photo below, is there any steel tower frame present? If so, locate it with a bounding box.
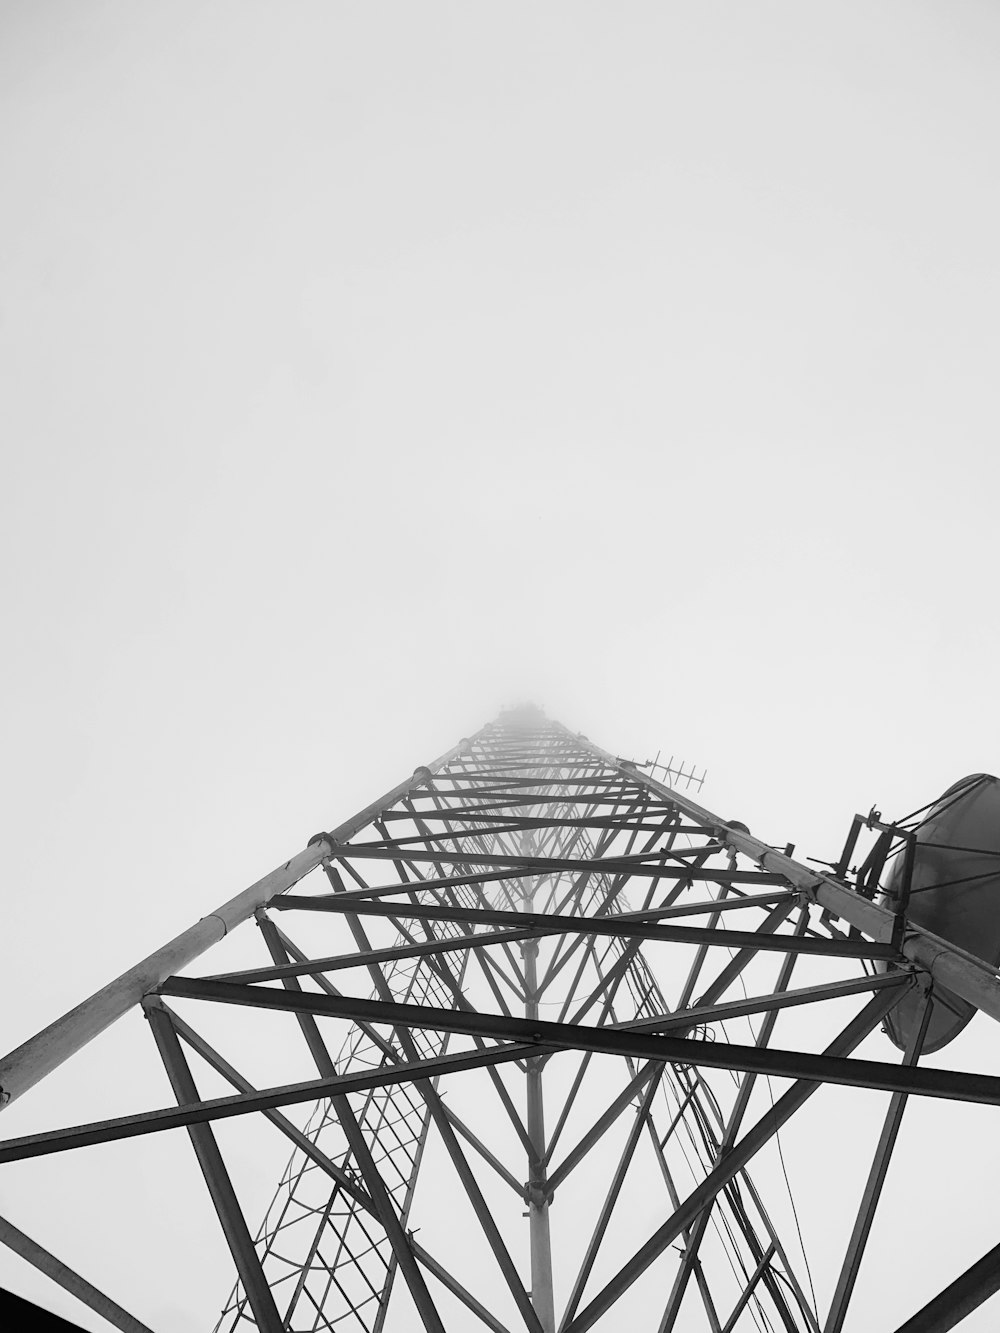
[3,710,1000,1331]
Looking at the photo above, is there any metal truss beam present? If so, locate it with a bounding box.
[558,1069,665,1331]
[5,710,1000,1333]
[411,1239,515,1333]
[169,1006,378,1214]
[270,894,890,959]
[546,1062,657,1190]
[892,1238,1000,1332]
[823,991,932,1332]
[205,925,544,984]
[320,847,787,881]
[656,913,811,1333]
[153,975,1000,1105]
[575,739,1000,1024]
[0,732,479,1109]
[630,971,905,1035]
[0,1041,533,1163]
[144,1000,283,1333]
[255,914,447,1332]
[0,1213,155,1333]
[565,987,902,1332]
[719,1242,777,1333]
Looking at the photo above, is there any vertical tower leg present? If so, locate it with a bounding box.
[523,854,556,1333]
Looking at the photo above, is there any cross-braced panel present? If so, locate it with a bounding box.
[4,709,1000,1333]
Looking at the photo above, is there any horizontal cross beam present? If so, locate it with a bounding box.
[0,1040,532,1164]
[203,924,542,984]
[204,891,806,985]
[380,811,681,834]
[325,843,780,881]
[269,895,892,960]
[155,977,1000,1105]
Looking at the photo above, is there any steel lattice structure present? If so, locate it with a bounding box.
[4,708,1000,1332]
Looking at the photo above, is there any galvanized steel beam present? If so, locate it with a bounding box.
[569,730,1000,1026]
[0,733,479,1109]
[153,975,1000,1105]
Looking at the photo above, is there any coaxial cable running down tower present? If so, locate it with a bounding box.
[3,708,1000,1331]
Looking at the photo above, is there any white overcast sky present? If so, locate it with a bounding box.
[3,3,1000,1330]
